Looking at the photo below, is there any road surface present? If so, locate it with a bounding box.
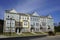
[0,35,60,40]
[31,35,60,40]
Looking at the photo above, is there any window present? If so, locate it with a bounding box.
[11,28,15,30]
[25,17,26,20]
[6,27,9,30]
[36,23,39,26]
[33,18,35,21]
[11,28,15,32]
[15,22,19,26]
[7,16,9,18]
[11,30,15,32]
[27,17,29,20]
[6,20,10,27]
[33,22,35,26]
[42,22,46,26]
[21,16,24,20]
[24,22,28,26]
[31,17,35,21]
[22,16,24,20]
[36,28,39,31]
[23,21,28,27]
[22,16,28,20]
[25,17,27,20]
[24,23,27,25]
[11,23,15,27]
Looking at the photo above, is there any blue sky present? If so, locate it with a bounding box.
[0,0,60,23]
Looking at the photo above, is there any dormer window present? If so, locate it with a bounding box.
[6,16,10,20]
[8,16,9,18]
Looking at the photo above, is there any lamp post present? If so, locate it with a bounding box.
[7,16,12,36]
[9,18,12,36]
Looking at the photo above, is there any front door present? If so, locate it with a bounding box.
[17,29,19,34]
[16,28,20,33]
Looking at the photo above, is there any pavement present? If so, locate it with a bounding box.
[0,34,47,40]
[0,35,8,38]
[1,35,60,40]
[30,35,60,40]
[0,32,47,38]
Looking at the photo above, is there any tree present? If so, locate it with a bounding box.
[0,19,4,33]
[58,22,60,26]
[54,22,60,32]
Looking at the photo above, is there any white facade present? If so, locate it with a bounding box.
[4,9,54,33]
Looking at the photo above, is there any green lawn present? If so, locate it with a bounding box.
[3,33,19,37]
[56,32,60,35]
[35,32,42,34]
[19,32,36,37]
[35,32,47,35]
[0,32,46,37]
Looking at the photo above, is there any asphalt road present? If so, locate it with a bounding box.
[30,35,60,40]
[0,35,60,40]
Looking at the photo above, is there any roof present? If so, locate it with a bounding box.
[5,9,53,19]
[5,9,17,13]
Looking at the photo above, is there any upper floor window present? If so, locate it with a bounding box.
[22,16,28,20]
[24,23,27,26]
[27,17,29,20]
[36,23,39,26]
[31,17,39,21]
[33,22,35,26]
[42,22,46,26]
[8,16,9,18]
[24,22,28,26]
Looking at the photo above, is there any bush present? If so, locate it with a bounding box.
[48,31,55,36]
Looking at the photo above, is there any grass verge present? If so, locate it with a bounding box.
[0,32,46,37]
[56,32,60,35]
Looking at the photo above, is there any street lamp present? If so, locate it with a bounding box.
[10,18,12,36]
[7,16,12,36]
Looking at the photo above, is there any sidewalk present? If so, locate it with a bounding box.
[0,35,8,38]
[0,34,47,38]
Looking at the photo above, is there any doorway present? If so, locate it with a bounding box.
[15,28,20,33]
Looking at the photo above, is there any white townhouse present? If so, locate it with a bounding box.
[30,12,40,32]
[3,9,54,33]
